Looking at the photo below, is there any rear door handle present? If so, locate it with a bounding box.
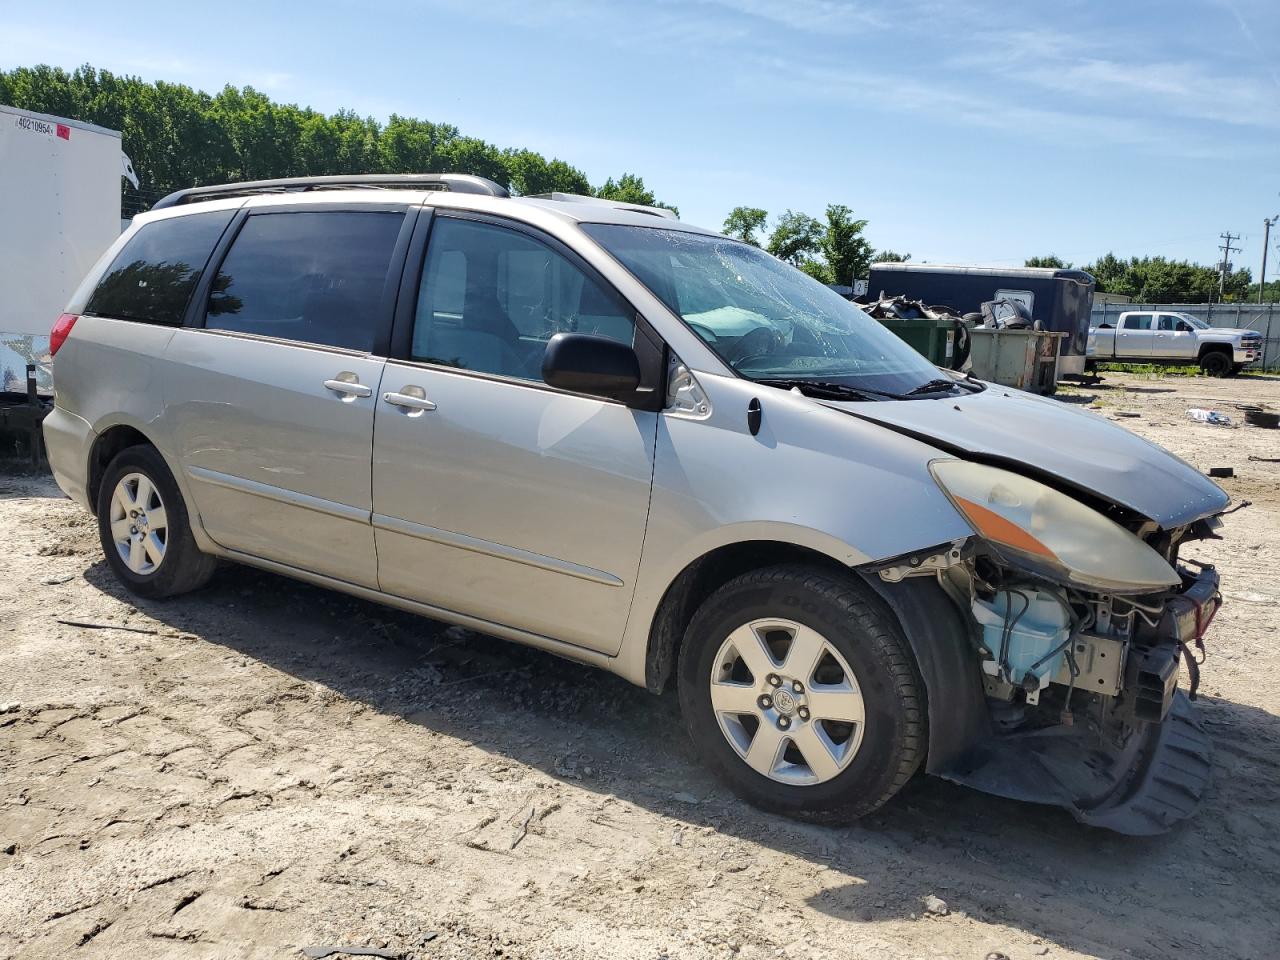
[383,389,437,412]
[324,378,373,398]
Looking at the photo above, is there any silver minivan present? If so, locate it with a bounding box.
[45,174,1229,834]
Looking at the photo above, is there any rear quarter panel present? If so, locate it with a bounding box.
[50,315,184,512]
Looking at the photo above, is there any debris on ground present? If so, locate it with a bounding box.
[1187,408,1232,426]
[1208,467,1235,478]
[923,894,950,916]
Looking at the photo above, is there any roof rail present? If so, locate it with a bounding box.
[529,192,678,220]
[151,173,509,210]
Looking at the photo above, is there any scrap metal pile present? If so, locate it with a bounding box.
[861,295,974,370]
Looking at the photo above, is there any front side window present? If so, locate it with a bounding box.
[582,223,941,396]
[85,210,235,325]
[412,217,635,382]
[205,211,403,351]
[1123,314,1153,330]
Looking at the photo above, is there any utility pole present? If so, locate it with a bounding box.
[1262,216,1278,304]
[1218,231,1242,299]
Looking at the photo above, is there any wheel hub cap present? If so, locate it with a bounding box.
[772,687,798,715]
[709,618,867,786]
[109,472,168,576]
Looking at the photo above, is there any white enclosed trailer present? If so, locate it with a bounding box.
[1,104,135,393]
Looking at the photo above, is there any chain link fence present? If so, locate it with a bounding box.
[1091,301,1280,370]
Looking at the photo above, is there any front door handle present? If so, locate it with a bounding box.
[383,388,437,412]
[324,378,373,398]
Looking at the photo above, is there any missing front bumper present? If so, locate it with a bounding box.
[940,563,1221,835]
[940,690,1211,835]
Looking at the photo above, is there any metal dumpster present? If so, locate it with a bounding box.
[874,317,957,368]
[968,328,1065,394]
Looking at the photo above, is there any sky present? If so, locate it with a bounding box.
[4,0,1279,272]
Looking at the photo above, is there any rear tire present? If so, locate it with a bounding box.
[677,564,925,822]
[97,445,217,599]
[1199,351,1231,377]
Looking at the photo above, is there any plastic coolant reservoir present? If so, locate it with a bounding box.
[971,589,1071,688]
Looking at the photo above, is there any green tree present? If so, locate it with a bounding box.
[766,210,824,266]
[1084,252,1132,296]
[722,206,768,245]
[1025,254,1071,268]
[797,259,832,283]
[872,250,911,263]
[504,149,591,196]
[818,204,872,287]
[1247,278,1280,302]
[0,62,669,216]
[1082,253,1251,303]
[595,173,678,215]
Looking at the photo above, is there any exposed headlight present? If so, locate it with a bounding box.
[929,459,1180,594]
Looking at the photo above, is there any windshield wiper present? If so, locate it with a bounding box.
[902,377,961,397]
[755,378,898,401]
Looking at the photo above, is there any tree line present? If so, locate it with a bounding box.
[1025,254,1261,303]
[4,64,1271,303]
[0,64,673,212]
[721,206,908,287]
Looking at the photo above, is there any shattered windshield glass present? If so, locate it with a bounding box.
[582,223,943,394]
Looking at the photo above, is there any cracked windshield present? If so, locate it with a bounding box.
[583,223,946,397]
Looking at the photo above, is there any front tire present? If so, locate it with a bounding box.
[677,565,925,822]
[97,445,217,599]
[1199,351,1231,377]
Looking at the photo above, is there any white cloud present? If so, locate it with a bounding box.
[679,0,886,33]
[743,55,1263,159]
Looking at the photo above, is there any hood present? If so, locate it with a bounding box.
[830,386,1229,528]
[1206,328,1257,338]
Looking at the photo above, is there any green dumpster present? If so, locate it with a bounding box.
[873,317,956,367]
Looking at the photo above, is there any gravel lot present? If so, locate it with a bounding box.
[2,371,1279,960]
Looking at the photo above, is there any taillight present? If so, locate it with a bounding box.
[50,313,78,356]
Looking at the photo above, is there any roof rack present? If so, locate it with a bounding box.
[528,192,678,220]
[151,173,509,210]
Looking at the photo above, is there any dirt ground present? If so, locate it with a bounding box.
[2,371,1279,960]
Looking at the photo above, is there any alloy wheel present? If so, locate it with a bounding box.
[108,472,168,575]
[709,618,866,785]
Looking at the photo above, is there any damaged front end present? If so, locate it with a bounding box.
[871,461,1225,836]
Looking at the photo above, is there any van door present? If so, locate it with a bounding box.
[163,205,413,588]
[1116,312,1156,358]
[370,212,658,654]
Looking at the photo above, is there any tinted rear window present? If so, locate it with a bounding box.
[204,211,403,352]
[85,210,235,325]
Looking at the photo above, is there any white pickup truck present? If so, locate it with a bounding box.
[1088,310,1263,376]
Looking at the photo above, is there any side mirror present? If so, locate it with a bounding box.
[542,332,641,402]
[1177,322,1192,332]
